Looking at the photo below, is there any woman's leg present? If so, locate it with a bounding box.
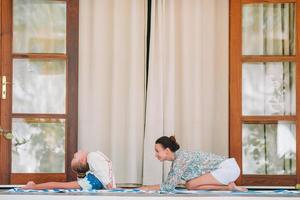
[185,173,247,191]
[185,173,227,190]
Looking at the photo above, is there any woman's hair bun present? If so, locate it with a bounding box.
[169,135,177,143]
[155,135,180,152]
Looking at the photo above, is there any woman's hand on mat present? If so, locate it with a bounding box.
[139,185,160,191]
[22,181,36,189]
[139,186,150,190]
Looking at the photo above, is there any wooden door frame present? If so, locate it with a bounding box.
[66,0,79,182]
[229,0,300,186]
[0,0,13,184]
[0,0,78,184]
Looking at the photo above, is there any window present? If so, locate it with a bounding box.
[230,0,300,186]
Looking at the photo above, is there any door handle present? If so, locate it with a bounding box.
[1,76,12,100]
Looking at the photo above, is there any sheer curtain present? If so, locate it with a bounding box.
[143,0,229,184]
[78,0,147,184]
[243,4,295,56]
[243,4,295,115]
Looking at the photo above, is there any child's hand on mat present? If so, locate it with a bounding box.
[22,181,36,189]
[106,183,113,189]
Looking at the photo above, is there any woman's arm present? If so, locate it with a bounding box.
[160,158,189,191]
[140,158,189,191]
[22,181,80,190]
[139,185,160,191]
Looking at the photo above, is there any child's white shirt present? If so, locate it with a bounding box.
[87,151,116,188]
[77,151,116,190]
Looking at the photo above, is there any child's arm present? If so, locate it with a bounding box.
[22,181,80,190]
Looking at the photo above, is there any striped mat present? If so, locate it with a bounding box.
[7,188,300,196]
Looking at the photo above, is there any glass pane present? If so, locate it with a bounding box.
[242,122,296,175]
[13,0,66,53]
[13,59,66,114]
[242,62,295,115]
[12,118,65,173]
[242,3,295,55]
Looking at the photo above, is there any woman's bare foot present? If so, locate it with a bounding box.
[228,182,248,192]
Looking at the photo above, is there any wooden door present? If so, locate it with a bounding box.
[0,0,78,184]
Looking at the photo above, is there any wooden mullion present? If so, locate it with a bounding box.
[242,0,296,4]
[242,116,297,123]
[13,53,67,59]
[12,113,66,119]
[242,55,297,62]
[242,175,297,186]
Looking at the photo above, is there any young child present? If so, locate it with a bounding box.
[139,136,247,192]
[23,150,116,190]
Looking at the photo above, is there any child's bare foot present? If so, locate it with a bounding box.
[228,182,248,192]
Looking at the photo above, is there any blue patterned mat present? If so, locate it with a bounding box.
[9,188,150,193]
[7,188,300,196]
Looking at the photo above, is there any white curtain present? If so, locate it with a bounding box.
[78,0,147,184]
[143,0,228,184]
[79,0,229,185]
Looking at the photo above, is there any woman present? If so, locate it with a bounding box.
[140,136,247,192]
[23,150,116,190]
